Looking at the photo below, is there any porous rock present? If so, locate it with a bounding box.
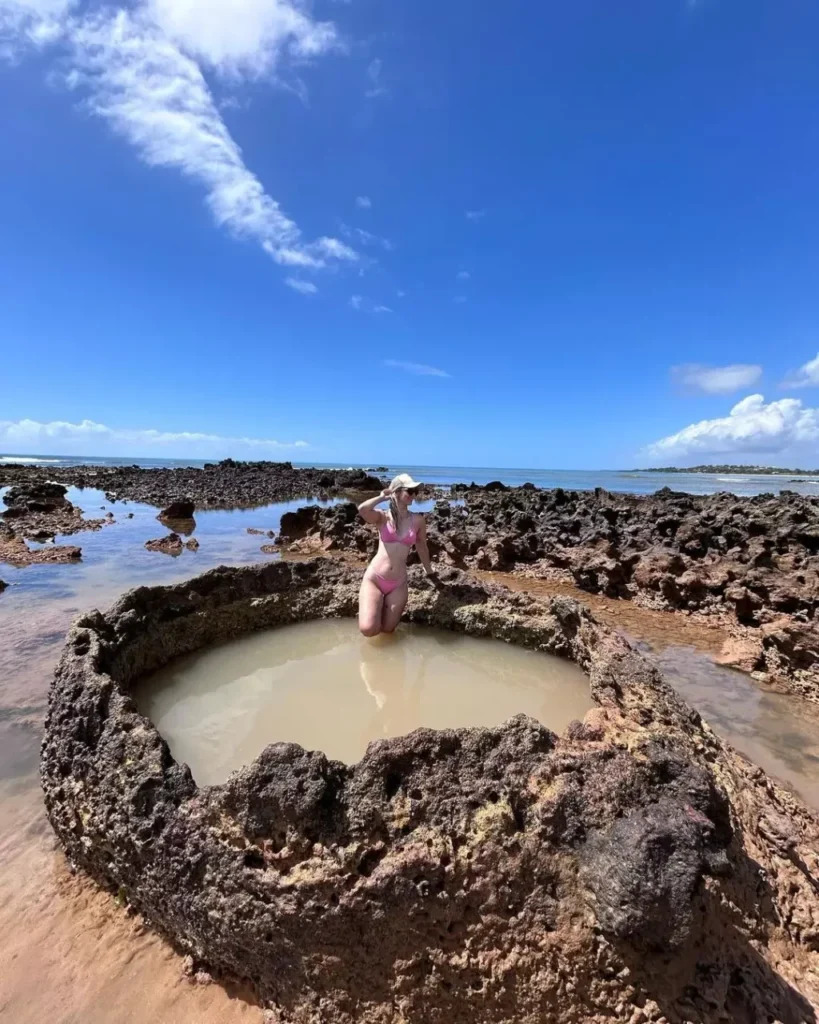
[41,560,819,1022]
[0,460,391,511]
[144,533,184,556]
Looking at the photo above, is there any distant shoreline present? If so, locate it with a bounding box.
[636,465,819,477]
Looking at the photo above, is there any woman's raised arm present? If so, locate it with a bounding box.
[358,488,390,525]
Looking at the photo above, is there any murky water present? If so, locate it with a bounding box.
[650,644,819,809]
[136,620,592,783]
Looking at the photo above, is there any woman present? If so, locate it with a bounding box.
[357,473,436,637]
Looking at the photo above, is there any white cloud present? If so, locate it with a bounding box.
[0,0,73,53]
[147,0,338,77]
[365,57,385,98]
[285,277,317,295]
[465,209,485,222]
[349,294,363,310]
[671,363,762,395]
[385,360,450,378]
[456,270,470,281]
[396,289,406,298]
[782,352,819,390]
[1,0,356,274]
[355,195,371,209]
[646,394,819,460]
[373,304,392,314]
[0,418,309,457]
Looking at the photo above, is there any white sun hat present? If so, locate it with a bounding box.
[390,472,422,491]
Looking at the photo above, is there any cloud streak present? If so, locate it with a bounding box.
[0,418,309,457]
[671,363,762,395]
[285,277,317,294]
[1,0,357,273]
[365,57,385,97]
[384,360,450,378]
[645,394,819,460]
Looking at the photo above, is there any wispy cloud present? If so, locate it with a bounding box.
[465,209,485,222]
[645,395,819,460]
[355,195,371,209]
[456,270,470,281]
[350,294,392,313]
[453,295,467,304]
[385,360,450,378]
[285,277,317,295]
[340,223,392,251]
[0,417,310,456]
[1,0,357,275]
[365,57,385,98]
[671,363,762,395]
[782,352,819,390]
[396,289,406,298]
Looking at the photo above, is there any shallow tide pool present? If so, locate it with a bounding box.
[136,619,592,783]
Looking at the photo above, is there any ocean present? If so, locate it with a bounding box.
[2,453,819,497]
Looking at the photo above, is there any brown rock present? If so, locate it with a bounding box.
[158,499,196,520]
[39,560,819,1022]
[185,538,200,551]
[0,533,81,566]
[144,533,183,556]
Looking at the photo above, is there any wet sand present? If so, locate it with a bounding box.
[2,487,819,1020]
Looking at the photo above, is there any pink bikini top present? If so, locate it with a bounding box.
[380,516,418,546]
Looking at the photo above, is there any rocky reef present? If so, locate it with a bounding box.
[278,488,819,700]
[42,559,819,1022]
[0,460,387,511]
[0,481,108,566]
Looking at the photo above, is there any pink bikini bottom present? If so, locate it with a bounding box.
[366,571,404,596]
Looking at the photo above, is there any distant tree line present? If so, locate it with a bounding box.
[635,465,819,476]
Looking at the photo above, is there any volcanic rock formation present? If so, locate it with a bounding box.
[41,560,819,1023]
[0,461,387,511]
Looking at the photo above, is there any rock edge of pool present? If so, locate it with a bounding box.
[41,559,819,1023]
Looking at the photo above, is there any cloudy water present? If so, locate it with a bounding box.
[136,619,592,783]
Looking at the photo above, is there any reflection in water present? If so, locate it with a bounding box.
[644,644,819,808]
[136,620,592,782]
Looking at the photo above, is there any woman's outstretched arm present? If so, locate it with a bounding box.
[415,517,436,576]
[358,488,390,525]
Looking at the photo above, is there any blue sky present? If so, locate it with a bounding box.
[1,0,819,468]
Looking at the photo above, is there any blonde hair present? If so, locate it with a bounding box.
[388,473,417,530]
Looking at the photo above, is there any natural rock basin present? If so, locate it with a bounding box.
[41,559,819,1023]
[136,620,592,783]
